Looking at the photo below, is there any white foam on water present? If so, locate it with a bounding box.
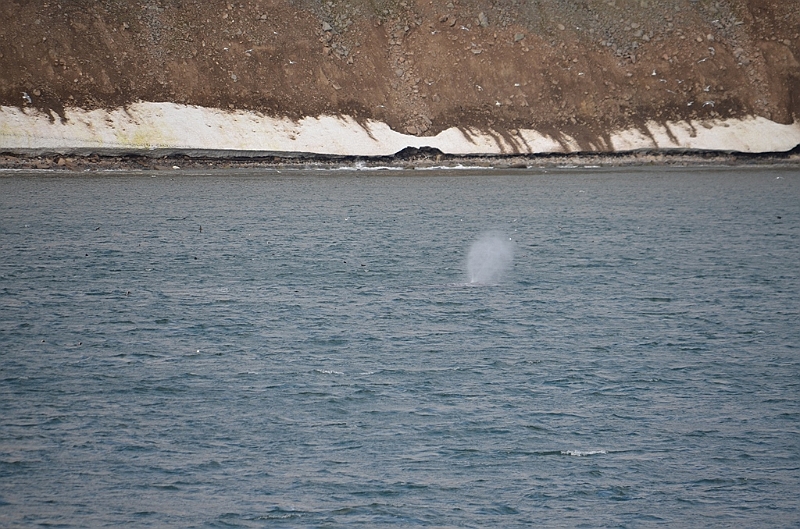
[332,162,404,171]
[414,164,493,171]
[561,450,608,457]
[315,369,345,375]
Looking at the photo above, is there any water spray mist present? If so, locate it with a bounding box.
[466,231,514,284]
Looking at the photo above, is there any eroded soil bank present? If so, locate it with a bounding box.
[1,0,798,153]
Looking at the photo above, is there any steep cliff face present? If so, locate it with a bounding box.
[1,0,799,153]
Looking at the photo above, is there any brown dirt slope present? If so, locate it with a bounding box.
[1,0,798,150]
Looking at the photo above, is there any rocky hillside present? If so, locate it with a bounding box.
[1,0,798,151]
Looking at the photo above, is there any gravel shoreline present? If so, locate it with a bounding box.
[2,148,799,172]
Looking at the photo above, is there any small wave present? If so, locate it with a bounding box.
[561,449,607,457]
[315,369,344,375]
[414,164,493,171]
[332,162,403,171]
[152,484,180,491]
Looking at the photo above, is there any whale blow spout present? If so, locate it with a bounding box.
[466,231,514,284]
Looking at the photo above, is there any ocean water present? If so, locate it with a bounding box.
[1,166,798,527]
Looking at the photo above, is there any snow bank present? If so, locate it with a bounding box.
[2,102,798,156]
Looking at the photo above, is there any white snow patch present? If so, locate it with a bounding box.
[1,102,798,156]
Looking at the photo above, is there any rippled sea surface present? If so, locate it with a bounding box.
[1,166,799,527]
